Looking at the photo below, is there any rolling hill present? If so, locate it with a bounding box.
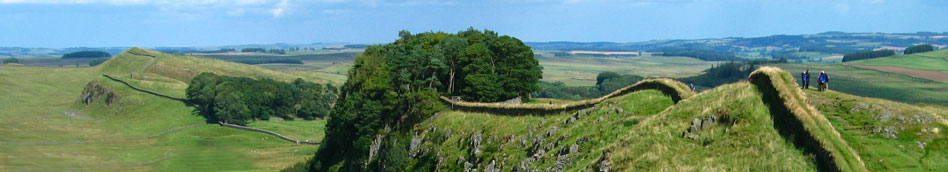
[359,67,946,171]
[0,48,334,171]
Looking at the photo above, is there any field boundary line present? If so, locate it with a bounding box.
[102,74,188,102]
[218,122,320,145]
[440,78,694,115]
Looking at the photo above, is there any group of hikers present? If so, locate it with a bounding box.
[801,70,830,91]
[684,70,828,93]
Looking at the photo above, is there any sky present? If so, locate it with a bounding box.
[1,0,947,48]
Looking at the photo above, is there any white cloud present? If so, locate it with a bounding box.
[270,0,287,17]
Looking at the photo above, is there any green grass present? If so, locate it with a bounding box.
[415,90,676,171]
[606,82,819,171]
[0,48,330,171]
[535,51,716,86]
[772,63,948,105]
[806,89,948,171]
[848,49,948,71]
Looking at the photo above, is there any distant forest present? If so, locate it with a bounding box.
[62,51,111,58]
[842,50,895,62]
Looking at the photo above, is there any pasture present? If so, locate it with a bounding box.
[0,49,331,171]
[535,50,717,86]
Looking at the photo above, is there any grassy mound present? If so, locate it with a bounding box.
[748,67,867,172]
[604,82,819,171]
[411,90,677,171]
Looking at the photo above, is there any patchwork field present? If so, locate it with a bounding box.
[772,63,948,105]
[846,50,948,82]
[535,51,717,86]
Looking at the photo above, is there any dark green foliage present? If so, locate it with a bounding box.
[62,51,111,58]
[185,73,337,125]
[904,44,935,54]
[344,44,370,49]
[232,59,303,65]
[241,48,267,53]
[534,71,644,100]
[650,46,743,61]
[842,49,895,62]
[267,49,287,54]
[309,28,539,171]
[680,62,758,89]
[2,57,17,64]
[88,58,109,66]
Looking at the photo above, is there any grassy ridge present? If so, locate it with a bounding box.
[604,82,818,171]
[748,66,867,172]
[440,78,694,115]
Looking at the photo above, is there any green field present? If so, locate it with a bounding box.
[772,63,948,105]
[0,48,332,171]
[848,49,948,71]
[535,50,717,86]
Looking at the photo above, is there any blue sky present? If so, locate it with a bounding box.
[1,0,946,47]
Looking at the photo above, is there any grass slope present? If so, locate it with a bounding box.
[806,89,948,171]
[414,90,677,171]
[605,82,818,171]
[773,63,948,105]
[0,48,331,171]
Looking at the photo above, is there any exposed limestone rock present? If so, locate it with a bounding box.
[81,80,121,105]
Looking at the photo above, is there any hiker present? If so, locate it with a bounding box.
[689,83,696,92]
[818,71,829,91]
[801,70,810,89]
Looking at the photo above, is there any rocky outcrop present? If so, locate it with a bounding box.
[81,80,121,105]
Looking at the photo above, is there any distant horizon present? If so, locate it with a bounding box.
[2,30,947,49]
[2,0,947,48]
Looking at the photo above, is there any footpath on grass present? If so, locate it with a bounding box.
[102,74,319,145]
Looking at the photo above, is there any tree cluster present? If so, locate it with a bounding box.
[232,59,303,65]
[62,51,111,58]
[842,49,895,62]
[186,73,338,125]
[241,48,267,53]
[904,44,935,54]
[650,47,743,61]
[2,57,17,64]
[309,28,541,171]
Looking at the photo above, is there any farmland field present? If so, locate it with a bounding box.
[535,50,717,86]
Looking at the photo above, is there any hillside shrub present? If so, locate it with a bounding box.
[904,44,935,54]
[62,51,111,58]
[88,58,109,66]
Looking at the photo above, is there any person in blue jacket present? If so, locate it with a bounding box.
[801,70,810,89]
[818,71,829,91]
[689,83,695,92]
